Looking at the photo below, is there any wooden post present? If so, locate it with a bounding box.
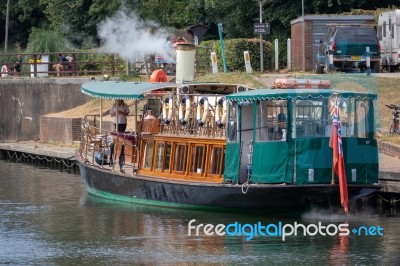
[111,54,115,75]
[134,100,137,132]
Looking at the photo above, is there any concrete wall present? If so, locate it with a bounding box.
[0,78,91,141]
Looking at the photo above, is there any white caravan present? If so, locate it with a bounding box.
[378,10,400,71]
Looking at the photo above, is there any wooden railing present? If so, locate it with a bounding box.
[0,52,164,78]
[0,47,213,78]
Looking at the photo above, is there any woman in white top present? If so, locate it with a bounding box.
[110,99,130,132]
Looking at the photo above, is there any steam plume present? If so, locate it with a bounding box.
[97,8,170,60]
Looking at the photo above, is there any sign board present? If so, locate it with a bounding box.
[254,23,270,35]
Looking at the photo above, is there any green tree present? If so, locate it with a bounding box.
[0,0,47,49]
[1,0,398,52]
[25,28,67,53]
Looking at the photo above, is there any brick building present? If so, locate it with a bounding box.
[290,15,375,72]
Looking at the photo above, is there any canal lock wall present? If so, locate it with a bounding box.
[0,78,90,143]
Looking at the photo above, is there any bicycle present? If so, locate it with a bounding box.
[385,104,400,134]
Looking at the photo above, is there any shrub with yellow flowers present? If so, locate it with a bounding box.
[28,58,42,64]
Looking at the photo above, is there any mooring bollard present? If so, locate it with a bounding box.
[243,51,252,73]
[275,39,279,71]
[328,52,334,73]
[210,52,218,74]
[366,46,371,75]
[287,38,291,70]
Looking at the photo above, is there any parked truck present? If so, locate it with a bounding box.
[378,10,400,71]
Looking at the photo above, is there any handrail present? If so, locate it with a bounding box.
[79,115,139,173]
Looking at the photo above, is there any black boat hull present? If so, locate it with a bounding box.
[78,160,379,211]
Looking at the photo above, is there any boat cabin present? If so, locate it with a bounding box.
[224,82,378,185]
[80,81,249,183]
[79,79,379,187]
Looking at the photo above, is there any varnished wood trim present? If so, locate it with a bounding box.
[138,134,226,183]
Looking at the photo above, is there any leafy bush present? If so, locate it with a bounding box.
[75,51,125,75]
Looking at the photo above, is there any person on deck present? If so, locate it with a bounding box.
[110,99,130,132]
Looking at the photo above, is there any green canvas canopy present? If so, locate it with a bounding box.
[81,81,177,100]
[226,88,377,102]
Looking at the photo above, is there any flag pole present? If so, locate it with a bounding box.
[330,95,337,185]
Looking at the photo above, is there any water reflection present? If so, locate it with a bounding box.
[0,159,400,265]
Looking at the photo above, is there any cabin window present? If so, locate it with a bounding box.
[325,97,349,138]
[342,98,372,138]
[147,98,162,118]
[142,141,154,169]
[190,145,205,174]
[227,103,238,142]
[155,142,165,170]
[256,100,287,141]
[164,143,172,171]
[208,146,224,175]
[292,99,329,138]
[155,142,172,171]
[323,97,374,139]
[173,144,187,172]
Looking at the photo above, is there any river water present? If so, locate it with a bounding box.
[0,159,399,265]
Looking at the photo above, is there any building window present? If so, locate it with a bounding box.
[378,26,382,40]
[383,21,387,38]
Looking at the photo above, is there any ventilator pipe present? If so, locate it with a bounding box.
[178,96,191,126]
[162,96,173,125]
[196,97,209,127]
[215,97,227,128]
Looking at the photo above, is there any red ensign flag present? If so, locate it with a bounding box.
[329,99,349,213]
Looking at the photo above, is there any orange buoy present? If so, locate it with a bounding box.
[149,69,167,82]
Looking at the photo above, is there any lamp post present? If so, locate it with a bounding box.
[259,1,264,72]
[258,0,267,72]
[4,0,10,52]
[302,0,305,71]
